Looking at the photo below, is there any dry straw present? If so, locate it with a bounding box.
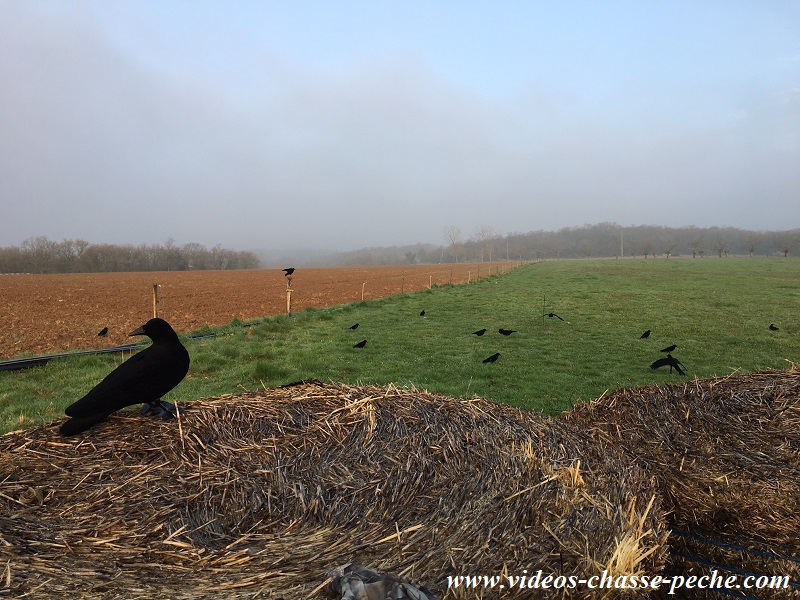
[0,380,669,599]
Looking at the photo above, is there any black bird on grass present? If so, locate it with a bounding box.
[282,267,295,276]
[660,344,677,353]
[498,328,517,336]
[543,312,564,321]
[97,327,108,337]
[419,310,426,317]
[650,354,685,375]
[353,339,367,348]
[483,352,501,363]
[60,318,190,436]
[769,323,779,331]
[348,323,359,330]
[640,329,651,339]
[472,328,487,336]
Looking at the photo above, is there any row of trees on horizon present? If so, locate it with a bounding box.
[2,224,799,273]
[0,237,261,274]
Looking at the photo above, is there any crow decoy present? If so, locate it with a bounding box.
[353,340,367,348]
[640,330,651,339]
[543,312,564,321]
[282,267,295,276]
[769,323,779,331]
[498,328,516,336]
[472,328,487,336]
[97,327,108,337]
[650,354,685,375]
[483,352,501,363]
[60,318,190,436]
[660,344,677,353]
[348,323,359,330]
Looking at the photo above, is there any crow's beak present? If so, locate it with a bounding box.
[129,325,146,336]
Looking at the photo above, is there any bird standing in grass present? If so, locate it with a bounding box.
[353,340,367,348]
[650,354,685,375]
[660,344,677,353]
[498,328,517,336]
[472,328,487,336]
[419,310,426,317]
[769,323,779,331]
[348,323,359,330]
[483,352,501,363]
[543,312,564,321]
[640,330,651,339]
[60,318,190,436]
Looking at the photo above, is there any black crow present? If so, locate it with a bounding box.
[640,330,651,339]
[60,318,190,436]
[472,328,487,336]
[498,328,517,336]
[543,312,564,321]
[97,327,108,337]
[419,310,426,317]
[353,340,367,348]
[769,323,779,331]
[483,352,501,363]
[282,267,295,276]
[660,344,677,353]
[349,323,359,330]
[650,354,685,375]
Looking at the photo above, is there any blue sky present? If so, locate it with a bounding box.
[1,1,798,252]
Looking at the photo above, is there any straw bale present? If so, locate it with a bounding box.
[563,369,800,593]
[0,381,666,599]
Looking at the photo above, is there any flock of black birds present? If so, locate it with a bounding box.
[60,265,783,436]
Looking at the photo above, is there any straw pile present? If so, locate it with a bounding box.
[564,369,800,596]
[0,381,666,599]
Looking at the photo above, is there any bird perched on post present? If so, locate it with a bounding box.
[650,354,685,375]
[498,328,517,336]
[282,267,295,277]
[60,318,190,436]
[660,344,677,353]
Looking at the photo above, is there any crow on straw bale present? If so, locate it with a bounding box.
[60,317,189,436]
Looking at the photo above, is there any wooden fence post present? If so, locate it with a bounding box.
[152,283,160,318]
[361,282,366,302]
[286,277,293,316]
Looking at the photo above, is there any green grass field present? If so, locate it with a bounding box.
[2,258,798,435]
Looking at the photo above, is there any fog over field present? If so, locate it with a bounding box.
[1,2,798,253]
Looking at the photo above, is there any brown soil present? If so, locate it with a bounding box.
[2,262,515,359]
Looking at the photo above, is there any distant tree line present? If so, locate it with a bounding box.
[0,237,261,273]
[325,224,800,266]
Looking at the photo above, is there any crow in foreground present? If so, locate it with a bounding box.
[543,312,564,321]
[769,323,779,331]
[660,344,677,353]
[640,330,651,339]
[472,328,487,336]
[353,340,367,348]
[97,327,108,337]
[419,310,426,317]
[483,352,501,363]
[650,354,685,375]
[498,328,517,336]
[60,318,190,436]
[348,323,359,330]
[282,267,295,276]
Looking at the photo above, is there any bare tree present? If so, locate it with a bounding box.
[472,225,497,262]
[443,226,463,262]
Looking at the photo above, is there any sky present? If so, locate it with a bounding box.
[1,1,798,253]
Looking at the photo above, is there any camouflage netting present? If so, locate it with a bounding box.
[1,381,666,599]
[2,371,799,598]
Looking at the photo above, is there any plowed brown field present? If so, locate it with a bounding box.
[2,262,516,359]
